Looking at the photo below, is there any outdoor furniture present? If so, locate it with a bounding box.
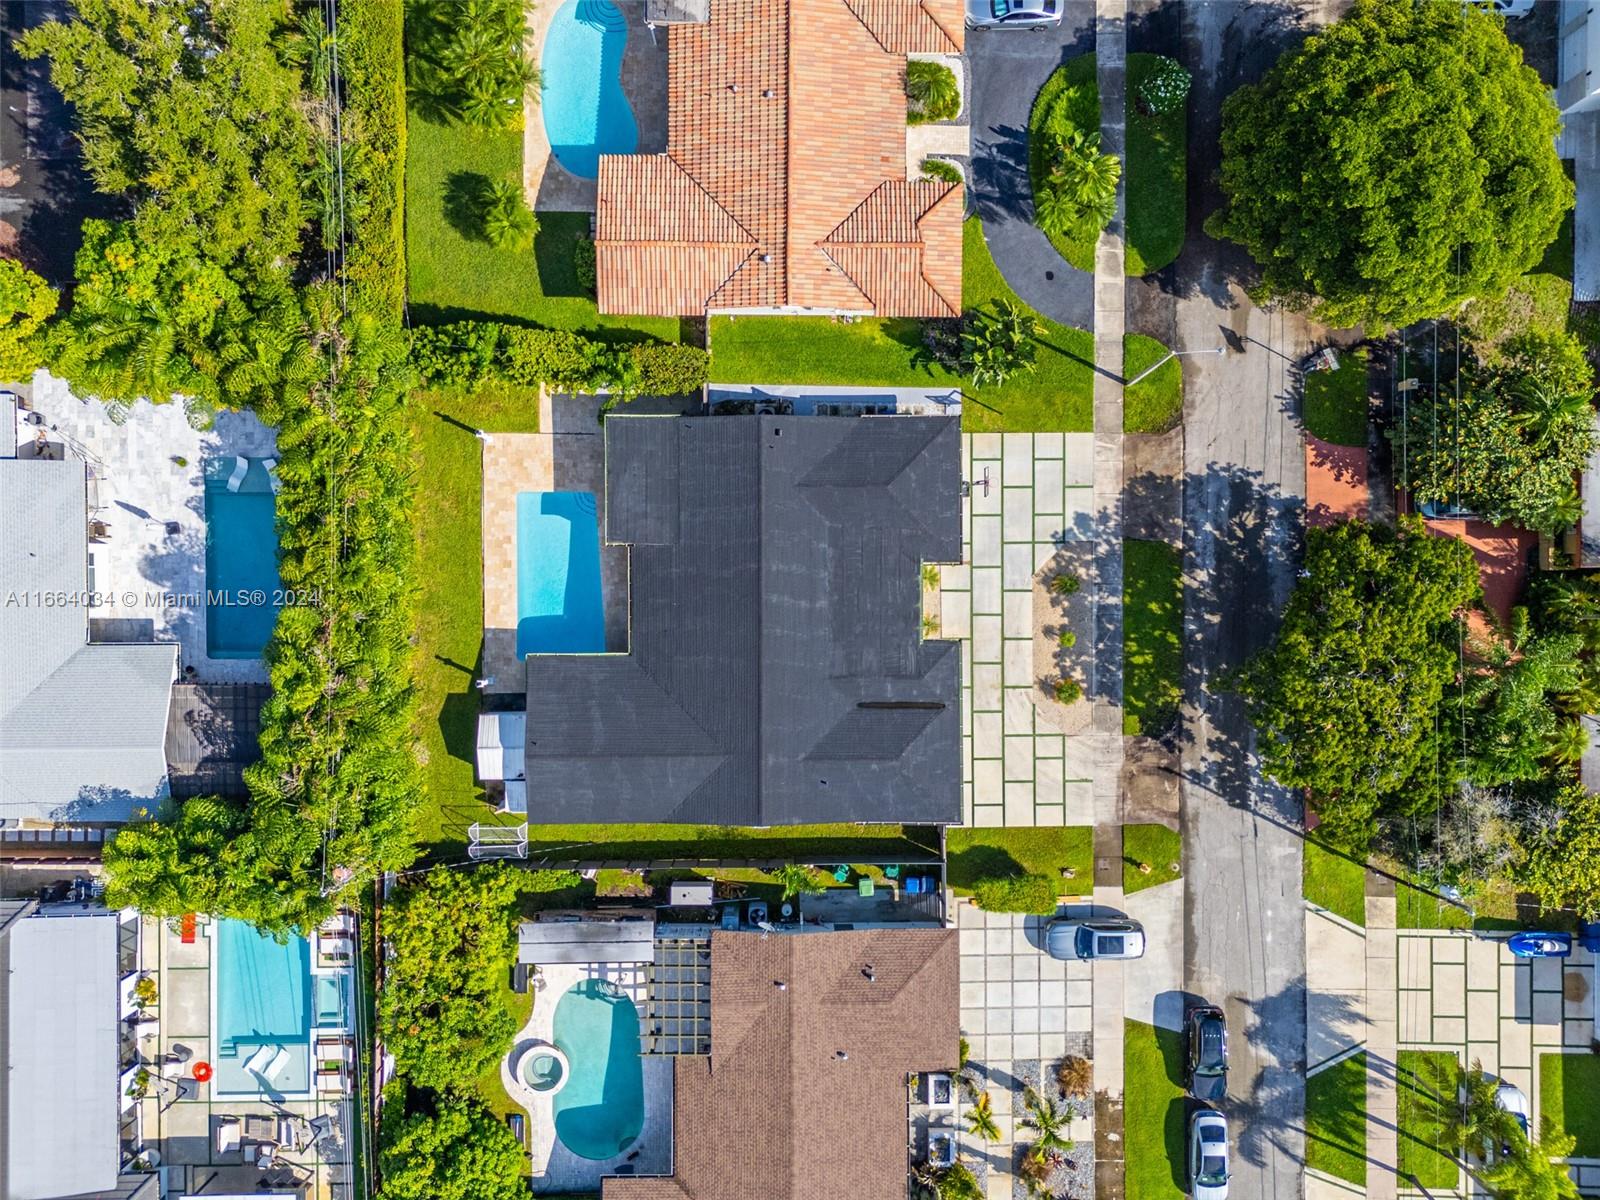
[262,1045,291,1082]
[215,1117,241,1155]
[884,865,900,880]
[242,1045,276,1076]
[832,864,850,882]
[88,518,110,541]
[225,455,248,492]
[242,1114,277,1143]
[263,458,281,495]
[857,877,875,898]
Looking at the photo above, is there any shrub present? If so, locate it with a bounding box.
[921,317,964,372]
[499,326,606,389]
[410,321,506,387]
[0,259,56,381]
[379,1100,526,1200]
[628,342,710,397]
[973,873,1059,914]
[772,863,829,900]
[574,236,597,296]
[1053,677,1082,704]
[481,178,537,251]
[1136,56,1191,116]
[906,60,960,124]
[337,0,407,318]
[919,157,963,185]
[1050,571,1082,596]
[1056,1055,1093,1099]
[1057,628,1076,649]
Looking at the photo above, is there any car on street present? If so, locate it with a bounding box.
[965,0,1061,29]
[1185,1005,1228,1102]
[1188,1109,1230,1200]
[1043,917,1146,961]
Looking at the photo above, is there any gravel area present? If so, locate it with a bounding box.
[1008,1059,1095,1200]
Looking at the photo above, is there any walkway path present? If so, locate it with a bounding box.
[1365,882,1399,1200]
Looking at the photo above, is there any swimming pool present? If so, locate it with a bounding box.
[203,457,282,658]
[541,0,639,179]
[517,491,605,658]
[214,919,312,1095]
[551,979,645,1159]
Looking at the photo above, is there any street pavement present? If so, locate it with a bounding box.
[965,1,1096,329]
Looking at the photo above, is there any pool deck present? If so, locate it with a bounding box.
[481,393,630,697]
[522,0,668,212]
[502,960,674,1193]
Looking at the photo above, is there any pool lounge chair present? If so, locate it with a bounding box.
[242,1044,276,1076]
[225,455,249,493]
[263,457,281,495]
[262,1045,292,1082]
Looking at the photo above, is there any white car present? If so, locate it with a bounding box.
[1470,0,1535,16]
[1043,917,1146,961]
[1494,1081,1530,1154]
[966,0,1062,29]
[1189,1109,1230,1200]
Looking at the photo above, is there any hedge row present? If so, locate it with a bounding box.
[337,0,407,320]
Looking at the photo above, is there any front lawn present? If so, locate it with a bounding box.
[1124,54,1187,276]
[1396,1049,1460,1192]
[1123,538,1182,736]
[1302,348,1369,446]
[404,113,676,340]
[1540,1053,1600,1157]
[1124,334,1183,433]
[708,316,961,388]
[1306,1053,1368,1186]
[1123,823,1181,894]
[1124,1019,1187,1200]
[946,827,1093,897]
[1304,839,1366,926]
[1028,54,1101,272]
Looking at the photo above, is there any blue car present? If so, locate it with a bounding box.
[1507,932,1572,958]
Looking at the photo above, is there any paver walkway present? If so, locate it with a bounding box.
[1366,889,1399,1200]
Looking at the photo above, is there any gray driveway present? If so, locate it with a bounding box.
[965,2,1095,330]
[1124,2,1353,1197]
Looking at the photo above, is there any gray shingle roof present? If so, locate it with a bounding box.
[524,415,960,825]
[0,458,176,823]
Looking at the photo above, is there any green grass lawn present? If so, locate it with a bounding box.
[1125,1018,1187,1200]
[1027,54,1101,273]
[1392,872,1532,932]
[1540,1053,1600,1157]
[1124,334,1183,433]
[404,112,675,340]
[1123,538,1182,736]
[946,827,1093,897]
[1123,823,1181,894]
[708,315,962,387]
[1304,840,1366,926]
[1396,1049,1460,1191]
[1302,348,1369,446]
[1124,55,1187,277]
[1306,1054,1368,1186]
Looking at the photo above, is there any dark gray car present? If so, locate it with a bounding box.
[1043,918,1146,961]
[1186,1005,1228,1102]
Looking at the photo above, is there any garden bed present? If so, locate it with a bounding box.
[1028,54,1101,273]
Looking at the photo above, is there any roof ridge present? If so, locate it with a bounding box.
[918,0,963,53]
[664,153,764,247]
[813,244,876,309]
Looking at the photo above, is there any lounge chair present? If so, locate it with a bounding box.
[262,1045,291,1082]
[242,1044,276,1076]
[225,455,249,493]
[263,457,281,496]
[215,1117,241,1155]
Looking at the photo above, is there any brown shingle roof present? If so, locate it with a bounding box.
[602,929,959,1200]
[594,0,964,318]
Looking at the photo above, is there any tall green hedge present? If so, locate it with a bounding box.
[337,0,407,320]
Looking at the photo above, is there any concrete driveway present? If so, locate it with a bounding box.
[965,1,1096,329]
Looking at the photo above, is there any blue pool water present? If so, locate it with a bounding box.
[541,0,638,179]
[203,457,282,658]
[551,979,646,1159]
[214,919,312,1095]
[517,491,605,658]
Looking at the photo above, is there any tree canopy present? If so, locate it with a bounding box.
[1517,784,1600,920]
[1212,0,1570,329]
[0,260,58,381]
[378,1099,526,1200]
[1236,518,1480,850]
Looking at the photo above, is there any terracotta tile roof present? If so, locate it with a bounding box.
[594,0,964,318]
[602,929,959,1200]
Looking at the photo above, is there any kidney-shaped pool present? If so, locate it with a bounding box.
[551,978,645,1159]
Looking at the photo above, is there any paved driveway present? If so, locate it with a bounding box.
[965,1,1095,329]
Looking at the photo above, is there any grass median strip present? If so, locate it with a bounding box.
[1125,54,1187,276]
[1396,1049,1460,1191]
[1123,538,1183,736]
[1302,347,1369,446]
[1306,1053,1368,1186]
[1123,823,1181,894]
[1540,1052,1600,1157]
[1124,1018,1187,1200]
[1124,334,1184,433]
[1304,840,1366,926]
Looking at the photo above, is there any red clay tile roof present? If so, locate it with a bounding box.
[594,0,964,318]
[601,928,959,1200]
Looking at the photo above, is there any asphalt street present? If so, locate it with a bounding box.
[965,1,1096,329]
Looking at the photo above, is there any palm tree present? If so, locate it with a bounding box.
[1547,716,1590,766]
[1035,127,1120,237]
[1512,377,1593,449]
[965,299,1038,389]
[1449,1061,1519,1159]
[1538,487,1586,535]
[966,1091,1001,1141]
[1021,1086,1074,1157]
[905,60,960,123]
[1479,1120,1580,1200]
[481,179,538,251]
[772,863,827,900]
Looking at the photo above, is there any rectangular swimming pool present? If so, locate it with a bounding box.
[204,457,282,658]
[213,918,311,1096]
[517,491,605,658]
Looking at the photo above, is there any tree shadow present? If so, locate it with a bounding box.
[442,171,492,243]
[945,845,1027,890]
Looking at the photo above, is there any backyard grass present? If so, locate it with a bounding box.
[404,113,676,340]
[1396,1049,1461,1192]
[1028,54,1101,273]
[1540,1053,1600,1157]
[1304,840,1366,926]
[1124,334,1183,433]
[962,216,1095,433]
[1122,823,1181,894]
[1393,872,1529,932]
[1124,54,1187,276]
[946,827,1093,897]
[1125,1018,1187,1200]
[1306,1054,1368,1186]
[1302,348,1369,446]
[1123,538,1182,736]
[707,315,962,388]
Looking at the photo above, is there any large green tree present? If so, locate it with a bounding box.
[1237,518,1481,850]
[1212,0,1570,329]
[378,1100,526,1200]
[1401,332,1596,533]
[1517,784,1600,920]
[0,260,58,381]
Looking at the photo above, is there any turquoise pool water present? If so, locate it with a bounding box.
[517,491,605,658]
[203,457,282,658]
[214,919,311,1095]
[540,0,638,179]
[551,979,645,1159]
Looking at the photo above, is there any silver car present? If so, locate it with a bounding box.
[1188,1109,1230,1200]
[966,0,1062,29]
[1043,917,1146,961]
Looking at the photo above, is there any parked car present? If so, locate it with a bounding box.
[1507,931,1572,958]
[965,0,1061,29]
[1481,0,1535,17]
[1494,1081,1530,1152]
[1185,1005,1228,1102]
[1043,917,1146,961]
[1188,1109,1230,1200]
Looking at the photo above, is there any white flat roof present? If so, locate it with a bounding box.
[5,910,120,1200]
